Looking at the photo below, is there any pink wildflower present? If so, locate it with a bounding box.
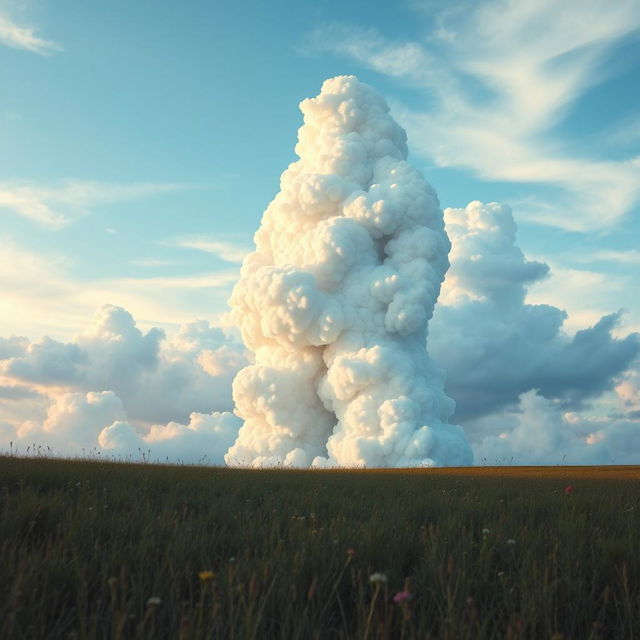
[565,485,573,495]
[393,590,412,603]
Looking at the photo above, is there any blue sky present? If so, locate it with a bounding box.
[1,0,639,341]
[1,0,640,465]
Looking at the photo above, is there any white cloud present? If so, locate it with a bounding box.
[1,304,248,425]
[226,76,472,469]
[430,201,640,421]
[0,305,248,462]
[0,180,188,229]
[130,258,180,268]
[7,197,633,466]
[311,0,640,231]
[0,13,60,55]
[581,250,640,266]
[166,237,251,264]
[98,411,241,465]
[0,387,241,464]
[472,389,640,465]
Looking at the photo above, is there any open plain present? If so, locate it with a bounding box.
[2,456,639,639]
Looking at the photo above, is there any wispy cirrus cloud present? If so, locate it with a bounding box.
[0,180,189,229]
[0,239,239,340]
[592,250,640,265]
[0,12,60,55]
[309,0,640,231]
[573,249,640,265]
[164,237,251,264]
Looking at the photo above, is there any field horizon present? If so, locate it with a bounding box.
[2,455,639,638]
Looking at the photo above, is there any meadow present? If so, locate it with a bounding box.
[1,456,639,639]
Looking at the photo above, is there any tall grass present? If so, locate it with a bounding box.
[1,456,639,639]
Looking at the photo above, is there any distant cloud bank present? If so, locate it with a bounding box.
[1,198,637,465]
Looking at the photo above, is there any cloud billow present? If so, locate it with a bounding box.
[0,78,639,467]
[226,75,473,468]
[431,202,640,424]
[1,305,247,426]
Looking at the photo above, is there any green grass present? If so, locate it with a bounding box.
[1,456,639,639]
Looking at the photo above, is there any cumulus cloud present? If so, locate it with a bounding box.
[226,75,472,468]
[98,411,241,464]
[0,386,241,464]
[1,304,248,426]
[9,390,125,453]
[430,201,640,422]
[0,304,248,462]
[1,74,636,468]
[472,389,640,465]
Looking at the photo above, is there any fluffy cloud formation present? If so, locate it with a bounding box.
[2,305,246,425]
[430,201,640,423]
[98,411,241,464]
[227,75,472,468]
[5,390,124,454]
[3,387,240,465]
[0,305,247,462]
[1,74,638,467]
[472,390,640,465]
[1,204,637,465]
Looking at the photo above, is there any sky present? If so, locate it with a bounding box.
[1,0,639,465]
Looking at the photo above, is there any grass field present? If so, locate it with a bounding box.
[1,456,639,639]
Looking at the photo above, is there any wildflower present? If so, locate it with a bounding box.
[199,570,216,582]
[506,539,516,545]
[347,547,355,557]
[393,590,412,603]
[146,597,161,606]
[482,528,490,535]
[565,485,573,495]
[369,573,388,584]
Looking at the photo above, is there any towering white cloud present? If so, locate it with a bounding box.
[226,76,472,468]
